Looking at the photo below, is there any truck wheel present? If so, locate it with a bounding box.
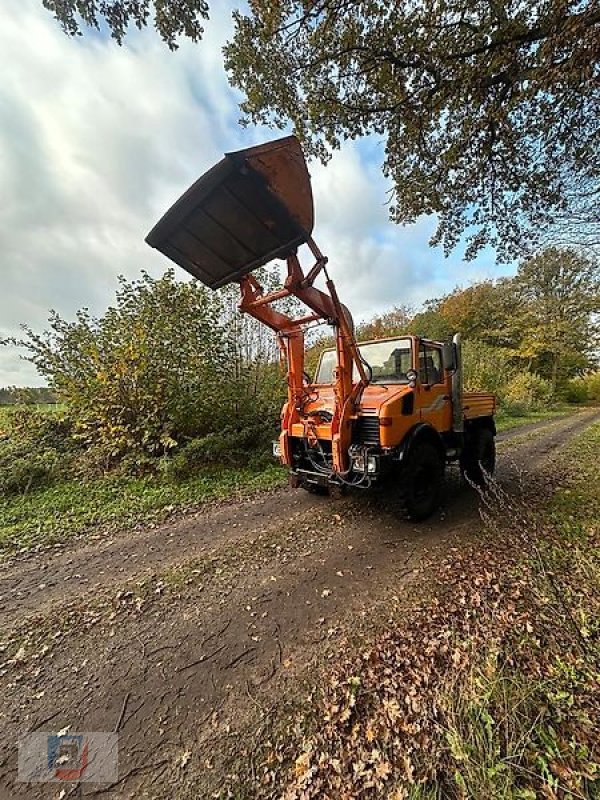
[461,428,495,486]
[404,443,444,521]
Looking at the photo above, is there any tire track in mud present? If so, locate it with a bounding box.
[0,409,597,799]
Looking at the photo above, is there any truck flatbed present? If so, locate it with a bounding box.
[463,392,496,421]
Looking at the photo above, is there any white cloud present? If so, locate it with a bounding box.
[1,0,239,383]
[0,0,514,386]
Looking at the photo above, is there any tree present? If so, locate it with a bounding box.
[512,248,600,391]
[42,0,210,49]
[356,305,413,340]
[10,270,285,462]
[225,1,600,259]
[435,281,521,349]
[541,170,600,251]
[408,308,452,342]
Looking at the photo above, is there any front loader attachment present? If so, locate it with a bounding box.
[145,136,314,290]
[147,134,369,478]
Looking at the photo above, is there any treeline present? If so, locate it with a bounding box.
[0,247,598,496]
[310,247,600,411]
[0,387,56,405]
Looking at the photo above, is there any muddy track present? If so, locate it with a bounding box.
[0,409,597,799]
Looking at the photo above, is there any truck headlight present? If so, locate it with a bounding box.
[352,454,378,474]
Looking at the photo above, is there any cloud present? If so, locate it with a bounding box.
[0,1,515,385]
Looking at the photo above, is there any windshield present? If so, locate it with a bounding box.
[315,338,413,384]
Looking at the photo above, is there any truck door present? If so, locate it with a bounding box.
[418,343,452,432]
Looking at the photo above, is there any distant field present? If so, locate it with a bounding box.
[0,403,63,416]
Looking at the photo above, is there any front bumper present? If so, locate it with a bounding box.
[290,445,395,489]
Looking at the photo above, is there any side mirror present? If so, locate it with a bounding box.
[442,343,457,372]
[406,369,418,388]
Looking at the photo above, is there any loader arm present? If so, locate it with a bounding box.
[238,244,368,474]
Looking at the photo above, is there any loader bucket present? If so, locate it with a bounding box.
[145,136,314,290]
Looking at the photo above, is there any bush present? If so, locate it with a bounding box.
[462,340,517,397]
[582,372,600,403]
[6,405,76,451]
[0,406,79,496]
[562,377,590,404]
[14,271,286,469]
[563,372,600,405]
[0,442,60,495]
[461,340,555,414]
[502,372,553,414]
[163,425,273,481]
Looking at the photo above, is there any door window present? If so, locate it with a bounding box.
[418,345,443,385]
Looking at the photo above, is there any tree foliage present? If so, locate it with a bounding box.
[356,306,413,341]
[40,2,599,258]
[308,246,598,398]
[225,1,600,259]
[512,247,600,390]
[42,0,210,49]
[411,248,599,389]
[12,270,284,466]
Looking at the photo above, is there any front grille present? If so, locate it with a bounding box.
[354,415,380,445]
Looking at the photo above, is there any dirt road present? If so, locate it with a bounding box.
[0,410,596,799]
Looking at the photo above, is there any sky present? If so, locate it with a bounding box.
[0,0,516,386]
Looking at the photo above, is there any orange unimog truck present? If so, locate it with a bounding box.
[147,136,496,519]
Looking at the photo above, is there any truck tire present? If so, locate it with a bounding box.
[461,427,495,486]
[404,443,444,521]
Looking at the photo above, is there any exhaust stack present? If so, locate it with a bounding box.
[452,333,464,433]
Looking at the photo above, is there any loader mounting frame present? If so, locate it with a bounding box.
[238,237,368,476]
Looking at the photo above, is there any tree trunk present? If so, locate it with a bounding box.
[551,354,559,396]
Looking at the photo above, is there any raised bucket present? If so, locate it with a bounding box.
[146,136,314,290]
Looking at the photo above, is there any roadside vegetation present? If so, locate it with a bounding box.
[222,420,600,800]
[0,464,284,557]
[0,248,597,556]
[494,406,576,433]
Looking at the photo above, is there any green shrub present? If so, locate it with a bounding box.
[163,425,273,481]
[502,372,553,414]
[14,271,286,467]
[462,340,517,398]
[6,405,76,451]
[0,443,60,495]
[0,406,79,496]
[582,372,600,403]
[562,377,589,404]
[561,372,600,405]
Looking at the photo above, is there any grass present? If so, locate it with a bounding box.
[495,403,576,432]
[0,463,286,559]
